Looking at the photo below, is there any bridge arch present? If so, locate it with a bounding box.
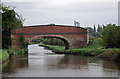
[11,25,88,49]
[28,35,70,49]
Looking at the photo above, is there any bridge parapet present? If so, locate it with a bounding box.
[11,25,89,49]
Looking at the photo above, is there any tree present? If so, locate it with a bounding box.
[93,25,97,37]
[97,25,102,33]
[101,24,119,48]
[93,25,96,33]
[48,23,55,25]
[117,26,120,48]
[74,21,80,27]
[42,38,64,46]
[2,6,24,48]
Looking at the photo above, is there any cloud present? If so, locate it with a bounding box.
[3,2,118,26]
[2,0,120,2]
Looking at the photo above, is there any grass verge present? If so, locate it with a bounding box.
[39,44,120,60]
[0,50,9,63]
[0,48,28,63]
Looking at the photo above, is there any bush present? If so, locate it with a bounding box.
[0,50,9,63]
[99,48,120,60]
[101,24,120,48]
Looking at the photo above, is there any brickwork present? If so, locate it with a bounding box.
[11,25,88,49]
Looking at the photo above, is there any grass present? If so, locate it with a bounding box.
[40,44,120,60]
[0,48,28,63]
[39,37,120,60]
[65,44,104,55]
[99,48,120,60]
[2,48,28,55]
[29,42,38,45]
[0,50,9,63]
[40,44,104,55]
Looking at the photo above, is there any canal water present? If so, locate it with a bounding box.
[2,44,120,77]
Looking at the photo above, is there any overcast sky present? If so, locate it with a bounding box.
[2,0,119,27]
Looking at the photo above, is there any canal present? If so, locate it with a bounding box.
[2,44,120,77]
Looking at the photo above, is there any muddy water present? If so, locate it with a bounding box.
[2,44,120,77]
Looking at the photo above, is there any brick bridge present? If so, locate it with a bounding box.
[11,25,89,49]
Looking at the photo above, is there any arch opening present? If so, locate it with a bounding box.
[29,36,70,49]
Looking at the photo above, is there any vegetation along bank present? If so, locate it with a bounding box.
[37,24,120,61]
[39,44,120,61]
[0,48,28,63]
[1,6,27,63]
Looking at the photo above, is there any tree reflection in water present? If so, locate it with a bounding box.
[2,55,28,74]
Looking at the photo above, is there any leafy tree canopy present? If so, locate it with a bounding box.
[101,24,120,48]
[2,6,25,48]
[2,6,24,30]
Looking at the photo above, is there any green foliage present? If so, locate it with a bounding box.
[2,48,28,55]
[117,27,120,48]
[0,48,28,63]
[97,25,103,33]
[45,45,65,52]
[2,6,24,48]
[20,34,28,48]
[42,38,64,46]
[31,37,43,43]
[0,50,9,63]
[101,24,119,48]
[41,37,104,56]
[41,43,104,56]
[88,37,95,44]
[88,36,104,47]
[30,37,64,46]
[48,23,55,25]
[99,49,120,60]
[87,25,103,37]
[94,25,96,33]
[29,41,40,45]
[40,44,120,60]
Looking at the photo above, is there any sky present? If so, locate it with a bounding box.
[2,0,119,27]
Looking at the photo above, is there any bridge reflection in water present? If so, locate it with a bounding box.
[2,44,119,77]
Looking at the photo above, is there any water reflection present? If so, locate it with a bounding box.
[103,60,119,70]
[2,45,120,77]
[0,63,2,78]
[55,55,88,69]
[2,55,28,74]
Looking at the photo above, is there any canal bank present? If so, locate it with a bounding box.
[0,48,28,63]
[39,44,120,61]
